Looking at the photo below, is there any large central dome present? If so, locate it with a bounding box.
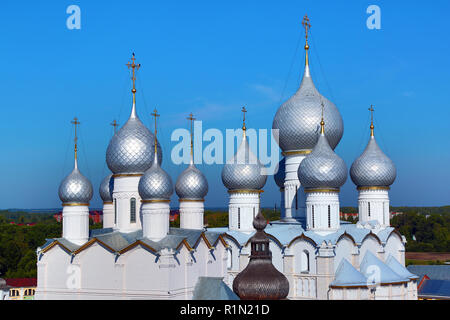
[106,106,162,175]
[272,62,343,152]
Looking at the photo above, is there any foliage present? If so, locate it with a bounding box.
[391,211,450,252]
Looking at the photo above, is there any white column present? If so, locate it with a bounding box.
[112,175,142,233]
[228,191,260,233]
[283,153,307,222]
[280,188,285,220]
[180,200,204,230]
[141,201,170,241]
[358,188,390,227]
[62,205,89,245]
[102,202,114,228]
[305,190,340,235]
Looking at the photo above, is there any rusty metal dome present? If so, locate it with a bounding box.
[232,211,289,300]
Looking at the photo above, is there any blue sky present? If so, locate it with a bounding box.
[0,0,449,209]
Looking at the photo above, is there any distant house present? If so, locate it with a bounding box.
[390,212,404,219]
[170,209,180,222]
[407,265,450,300]
[54,211,103,224]
[339,212,358,220]
[4,278,37,300]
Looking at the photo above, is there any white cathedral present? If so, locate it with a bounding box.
[35,17,418,300]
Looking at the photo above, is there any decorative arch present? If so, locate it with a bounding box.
[361,231,382,245]
[287,233,317,248]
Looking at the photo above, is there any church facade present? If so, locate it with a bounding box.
[35,17,418,300]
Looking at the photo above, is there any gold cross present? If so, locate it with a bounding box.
[151,109,160,154]
[241,106,247,131]
[368,105,375,122]
[71,117,80,159]
[187,113,196,159]
[126,53,141,93]
[368,105,375,136]
[110,119,119,134]
[302,15,311,42]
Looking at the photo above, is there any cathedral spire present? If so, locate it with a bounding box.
[126,53,141,118]
[71,117,80,169]
[241,106,247,137]
[369,105,375,137]
[151,108,160,164]
[110,119,118,135]
[320,102,325,135]
[187,113,195,165]
[302,15,311,74]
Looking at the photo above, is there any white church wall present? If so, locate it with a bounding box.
[122,246,167,295]
[289,239,317,274]
[269,241,283,273]
[334,236,355,272]
[384,232,405,265]
[76,243,122,293]
[359,235,383,264]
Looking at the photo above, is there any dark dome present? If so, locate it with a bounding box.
[232,211,289,300]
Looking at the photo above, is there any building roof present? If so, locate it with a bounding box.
[385,255,419,280]
[213,221,397,248]
[330,259,368,288]
[418,279,450,299]
[360,251,409,285]
[192,277,239,300]
[39,227,226,256]
[406,265,450,281]
[5,278,37,288]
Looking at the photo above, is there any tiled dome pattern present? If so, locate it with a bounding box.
[138,159,173,200]
[298,132,347,189]
[106,116,162,174]
[59,167,93,203]
[350,136,396,187]
[272,67,343,152]
[274,157,286,188]
[99,173,114,202]
[222,136,267,190]
[175,164,208,200]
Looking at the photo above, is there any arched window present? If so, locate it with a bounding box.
[328,205,331,228]
[227,249,232,269]
[368,202,371,218]
[238,208,241,229]
[253,207,255,219]
[130,198,136,223]
[301,250,310,272]
[114,199,117,225]
[312,205,315,228]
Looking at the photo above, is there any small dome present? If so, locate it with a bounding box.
[232,211,289,300]
[138,157,173,200]
[298,126,347,189]
[222,134,267,191]
[272,65,343,152]
[106,107,162,175]
[99,173,114,202]
[350,136,396,187]
[58,164,93,204]
[273,157,285,189]
[176,164,208,200]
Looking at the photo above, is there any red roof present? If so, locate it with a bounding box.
[5,278,37,287]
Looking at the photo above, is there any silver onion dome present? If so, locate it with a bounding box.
[99,173,114,202]
[139,156,173,200]
[176,164,208,200]
[222,133,267,191]
[58,163,93,204]
[106,107,162,175]
[350,136,396,187]
[274,157,286,189]
[272,64,343,152]
[298,125,347,189]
